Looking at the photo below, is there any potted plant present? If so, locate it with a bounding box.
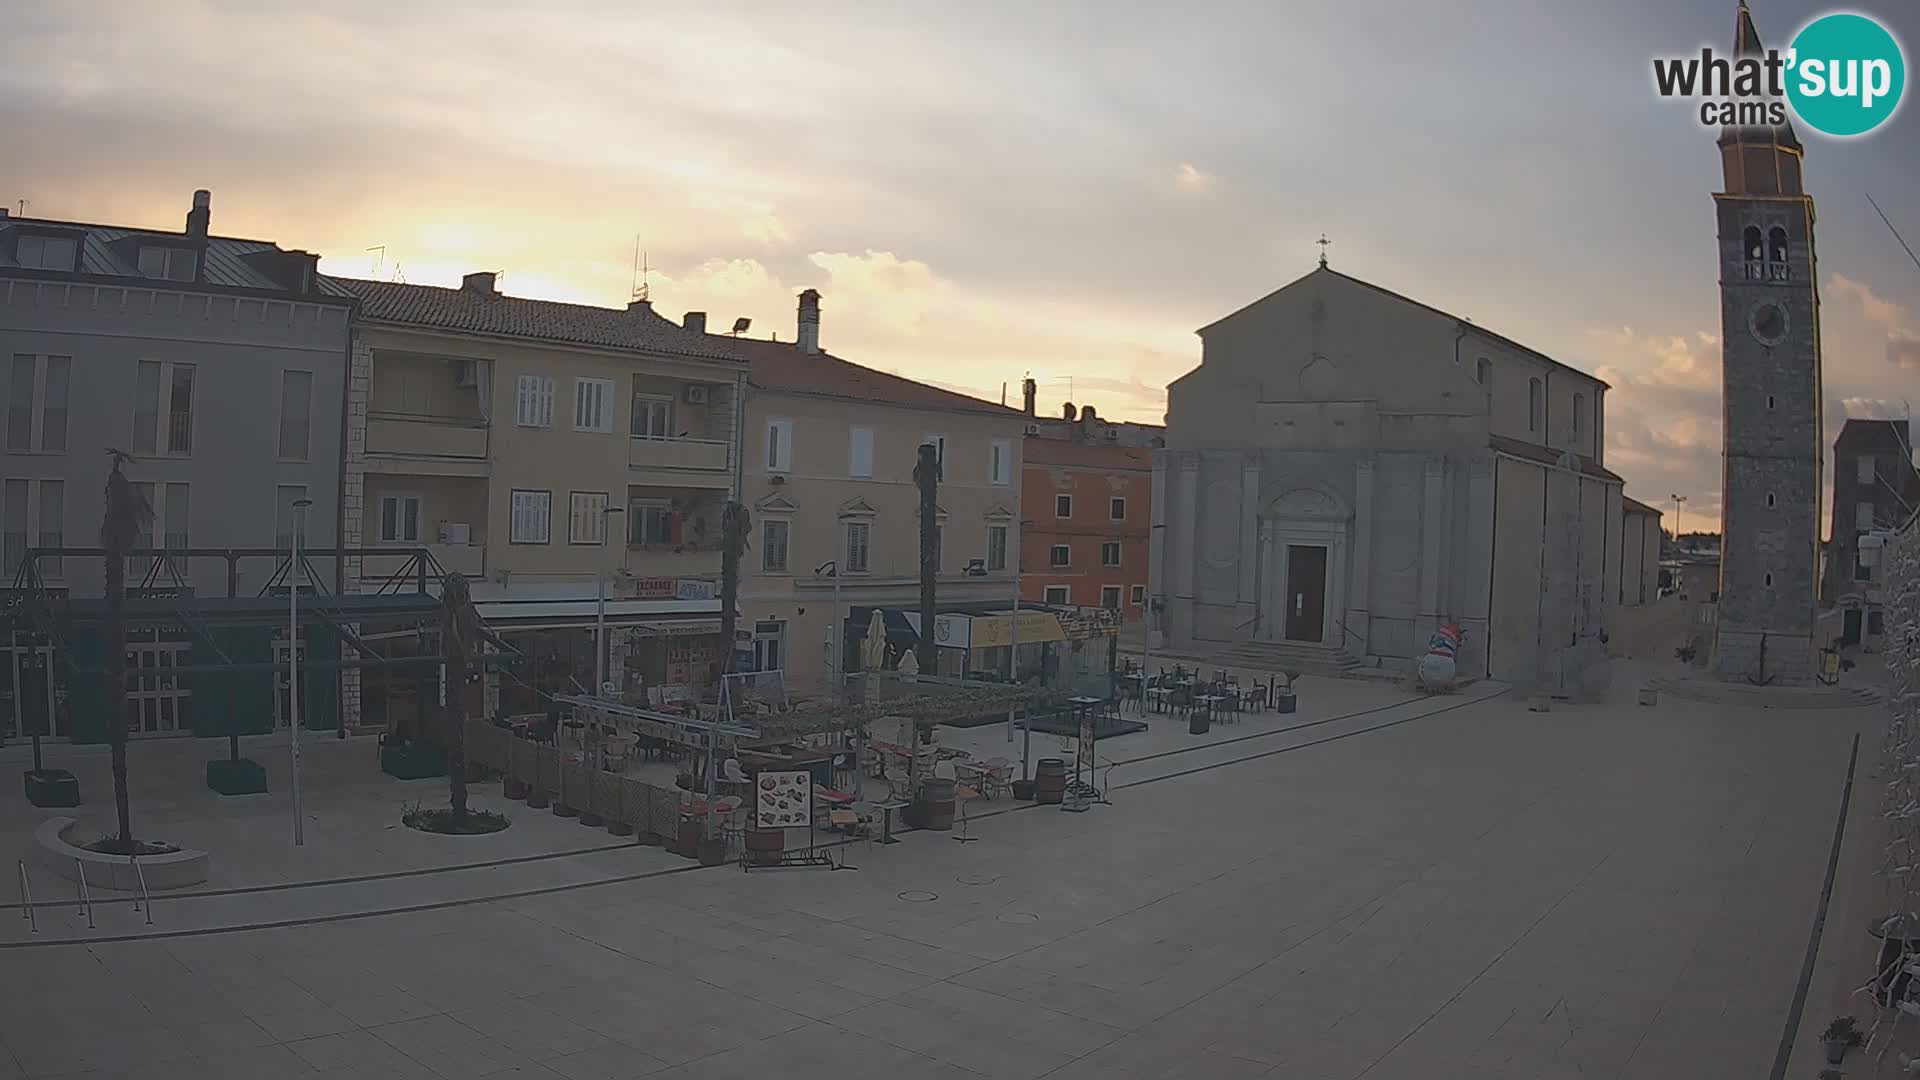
[1823,1016,1863,1064]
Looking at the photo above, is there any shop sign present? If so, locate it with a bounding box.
[902,612,971,649]
[674,578,718,601]
[625,577,677,600]
[1057,607,1124,640]
[969,611,1066,649]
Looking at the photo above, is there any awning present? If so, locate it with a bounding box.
[968,611,1066,649]
[477,598,723,633]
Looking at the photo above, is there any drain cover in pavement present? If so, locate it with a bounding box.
[898,890,939,903]
[956,873,1001,886]
[997,911,1039,924]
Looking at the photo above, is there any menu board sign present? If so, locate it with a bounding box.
[754,770,812,830]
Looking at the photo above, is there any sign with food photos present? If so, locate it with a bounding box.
[754,770,812,830]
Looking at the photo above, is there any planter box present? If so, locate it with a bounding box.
[607,820,634,837]
[23,769,81,808]
[579,812,604,827]
[380,744,447,780]
[502,778,528,800]
[1274,691,1298,715]
[552,803,579,819]
[526,790,550,809]
[33,817,209,890]
[205,758,269,796]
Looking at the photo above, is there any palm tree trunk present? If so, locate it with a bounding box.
[101,458,147,848]
[443,574,471,819]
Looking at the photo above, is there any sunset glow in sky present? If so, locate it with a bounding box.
[6,0,1917,527]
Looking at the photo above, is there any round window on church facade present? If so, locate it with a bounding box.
[1749,301,1789,346]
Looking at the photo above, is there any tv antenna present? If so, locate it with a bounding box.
[14,199,26,217]
[365,245,385,276]
[1867,193,1920,273]
[630,238,651,303]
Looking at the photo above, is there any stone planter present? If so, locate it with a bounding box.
[552,802,579,819]
[607,820,634,837]
[1274,690,1297,715]
[33,817,209,890]
[526,789,550,809]
[502,777,528,800]
[23,769,81,808]
[380,743,447,780]
[1010,779,1036,801]
[579,811,604,827]
[205,758,268,796]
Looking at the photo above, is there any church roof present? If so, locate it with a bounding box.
[1621,495,1663,517]
[1718,2,1802,152]
[1199,266,1609,390]
[1489,434,1624,484]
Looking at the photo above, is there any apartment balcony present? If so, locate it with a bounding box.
[366,412,490,476]
[627,436,731,488]
[619,545,723,582]
[359,543,484,585]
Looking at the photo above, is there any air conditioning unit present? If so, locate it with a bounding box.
[684,384,710,405]
[1104,428,1118,440]
[1024,423,1039,436]
[440,522,471,546]
[454,360,480,388]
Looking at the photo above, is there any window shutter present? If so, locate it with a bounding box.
[541,377,555,428]
[850,428,873,477]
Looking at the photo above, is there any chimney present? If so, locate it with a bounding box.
[287,250,319,293]
[186,189,211,239]
[1062,401,1077,421]
[796,289,821,353]
[627,298,652,312]
[1080,404,1098,423]
[0,207,9,220]
[1021,377,1037,416]
[461,271,497,295]
[684,311,707,335]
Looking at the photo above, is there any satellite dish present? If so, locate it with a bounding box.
[731,317,752,335]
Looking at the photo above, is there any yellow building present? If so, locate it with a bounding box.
[337,272,745,726]
[707,290,1030,688]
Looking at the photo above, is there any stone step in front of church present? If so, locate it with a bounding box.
[1143,640,1366,680]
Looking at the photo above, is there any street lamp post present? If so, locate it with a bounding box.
[1669,493,1687,548]
[595,506,626,700]
[289,498,313,847]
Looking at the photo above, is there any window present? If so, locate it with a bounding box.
[844,521,871,573]
[3,479,64,580]
[1765,492,1775,509]
[1768,226,1789,264]
[1858,456,1877,485]
[990,439,1011,486]
[1528,378,1542,433]
[1744,225,1765,261]
[630,387,673,438]
[1050,544,1070,567]
[1768,395,1776,410]
[1110,497,1126,521]
[513,374,555,428]
[509,490,551,544]
[15,234,76,271]
[767,419,793,472]
[274,485,308,550]
[137,246,196,282]
[6,353,68,453]
[278,370,313,460]
[1870,610,1886,636]
[1101,585,1123,610]
[1764,573,1774,588]
[1044,585,1070,605]
[1,479,25,577]
[849,427,874,479]
[986,524,1008,572]
[379,494,421,543]
[573,377,613,433]
[1130,584,1146,606]
[1102,541,1121,567]
[627,499,672,545]
[568,492,610,544]
[1857,502,1876,531]
[762,519,789,572]
[1055,494,1073,519]
[1571,393,1583,434]
[36,480,63,579]
[1856,555,1873,581]
[162,482,188,551]
[1475,357,1491,387]
[133,360,196,455]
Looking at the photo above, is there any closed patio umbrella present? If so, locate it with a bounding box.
[861,610,888,673]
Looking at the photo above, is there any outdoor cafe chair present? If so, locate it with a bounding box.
[602,734,634,773]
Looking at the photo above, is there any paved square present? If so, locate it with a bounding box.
[0,668,1878,1078]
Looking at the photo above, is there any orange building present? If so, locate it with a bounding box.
[1020,438,1153,614]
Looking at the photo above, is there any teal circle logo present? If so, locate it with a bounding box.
[1786,12,1906,137]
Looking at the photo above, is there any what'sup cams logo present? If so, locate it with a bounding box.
[1654,9,1906,137]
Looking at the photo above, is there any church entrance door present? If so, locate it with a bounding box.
[1284,545,1327,643]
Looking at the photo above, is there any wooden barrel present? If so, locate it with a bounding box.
[746,828,785,867]
[1034,759,1067,805]
[919,778,957,831]
[675,817,704,858]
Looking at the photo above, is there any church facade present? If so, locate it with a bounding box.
[1151,265,1622,691]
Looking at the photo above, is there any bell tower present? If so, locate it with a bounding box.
[1710,3,1823,683]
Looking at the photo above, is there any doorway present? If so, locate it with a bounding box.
[1284,544,1328,643]
[4,642,60,740]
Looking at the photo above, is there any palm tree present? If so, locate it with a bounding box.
[100,451,152,850]
[442,573,475,820]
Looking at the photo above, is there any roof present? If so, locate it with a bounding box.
[1022,438,1154,470]
[1721,3,1802,151]
[1835,417,1913,452]
[1489,434,1624,483]
[1621,495,1663,517]
[728,335,1022,418]
[333,279,744,361]
[1198,266,1609,390]
[0,217,352,299]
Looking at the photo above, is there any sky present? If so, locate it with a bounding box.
[4,0,1917,532]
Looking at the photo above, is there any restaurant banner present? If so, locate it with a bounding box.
[968,611,1067,649]
[901,612,971,649]
[1057,607,1125,641]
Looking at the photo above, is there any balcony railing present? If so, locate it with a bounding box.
[367,412,489,459]
[628,436,729,473]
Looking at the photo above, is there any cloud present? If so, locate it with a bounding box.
[1174,163,1213,192]
[1828,273,1920,370]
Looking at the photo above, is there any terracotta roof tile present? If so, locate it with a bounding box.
[331,278,743,361]
[729,336,1020,417]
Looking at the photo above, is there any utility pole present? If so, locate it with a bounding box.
[594,506,624,699]
[290,498,311,846]
[914,443,940,678]
[100,451,146,848]
[443,573,473,819]
[1670,493,1687,547]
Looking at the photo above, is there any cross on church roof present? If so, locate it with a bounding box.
[1316,234,1331,268]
